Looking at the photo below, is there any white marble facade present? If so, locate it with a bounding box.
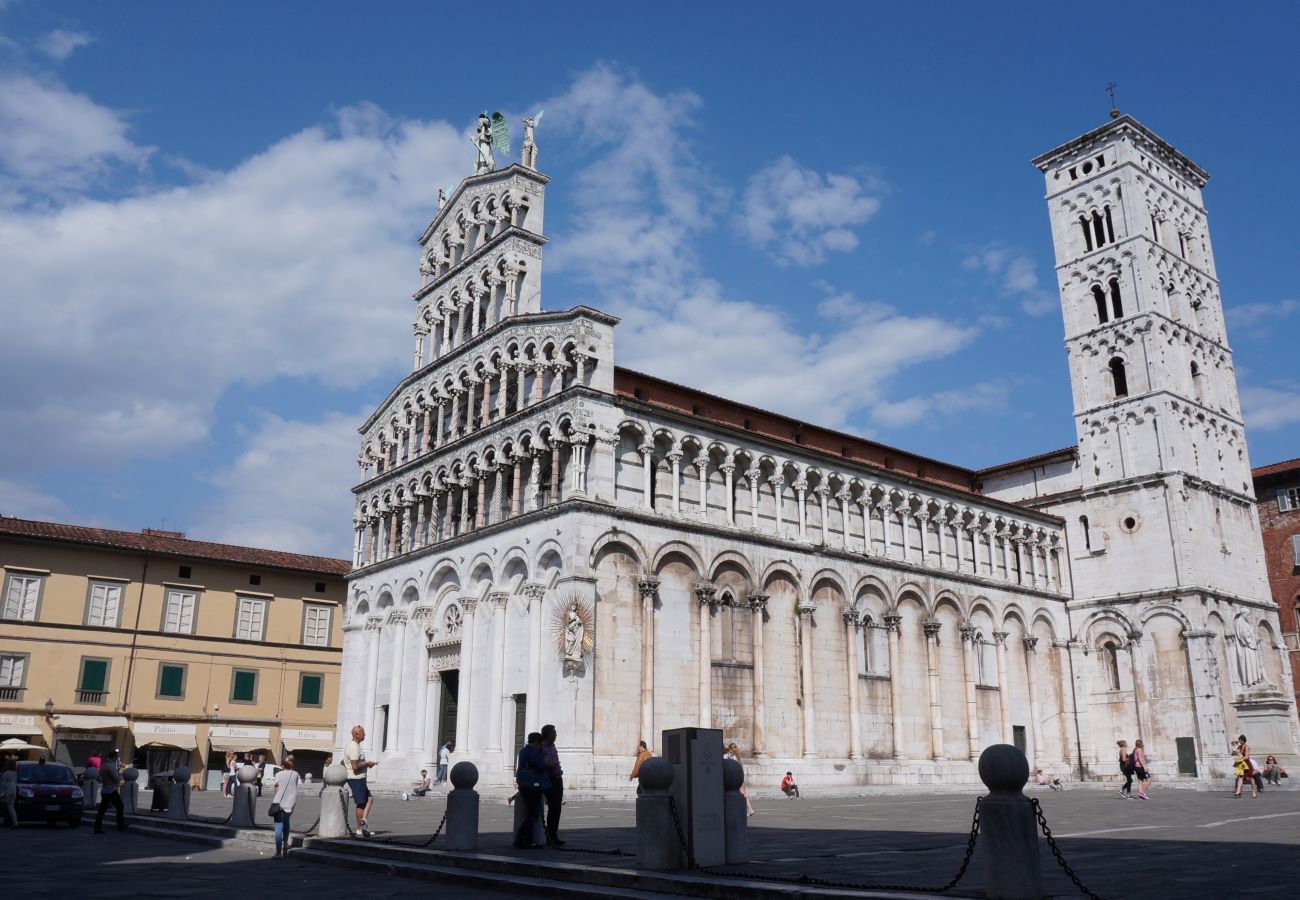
[338,114,1299,791]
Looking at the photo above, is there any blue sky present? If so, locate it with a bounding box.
[1,2,1297,557]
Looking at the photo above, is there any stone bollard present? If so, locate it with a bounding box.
[977,744,1043,900]
[230,763,258,828]
[512,784,546,847]
[121,767,140,815]
[636,757,679,871]
[167,764,191,820]
[721,758,748,864]
[443,762,479,851]
[83,766,100,807]
[317,764,350,838]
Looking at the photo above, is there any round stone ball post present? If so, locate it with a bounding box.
[121,767,140,815]
[721,758,748,864]
[635,758,679,871]
[512,784,546,846]
[82,766,100,807]
[977,744,1042,900]
[167,764,191,820]
[444,762,480,851]
[318,763,350,838]
[230,764,258,828]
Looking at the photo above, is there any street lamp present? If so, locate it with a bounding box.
[44,698,54,717]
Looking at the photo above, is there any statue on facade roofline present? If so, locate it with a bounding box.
[473,111,494,173]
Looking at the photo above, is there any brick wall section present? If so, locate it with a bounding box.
[1254,458,1300,707]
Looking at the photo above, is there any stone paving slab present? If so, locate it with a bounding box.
[139,783,1300,898]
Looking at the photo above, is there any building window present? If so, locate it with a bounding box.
[302,604,332,647]
[178,566,191,579]
[1102,641,1121,691]
[85,581,124,628]
[1278,488,1300,512]
[1108,278,1123,319]
[157,663,186,699]
[314,582,326,593]
[0,652,29,701]
[230,669,258,704]
[235,597,268,641]
[77,657,111,704]
[298,673,324,707]
[2,572,43,622]
[1292,534,1300,567]
[1109,358,1129,398]
[162,589,197,634]
[1091,285,1109,325]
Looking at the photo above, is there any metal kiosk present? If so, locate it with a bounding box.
[661,727,725,867]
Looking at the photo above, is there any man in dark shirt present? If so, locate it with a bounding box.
[539,724,564,847]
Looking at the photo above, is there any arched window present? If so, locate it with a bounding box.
[1104,206,1115,243]
[860,616,873,673]
[1080,217,1094,252]
[1092,285,1109,324]
[1079,514,1091,550]
[1109,358,1129,398]
[1102,640,1121,690]
[1191,361,1204,403]
[975,631,989,685]
[1092,210,1106,248]
[1108,277,1124,319]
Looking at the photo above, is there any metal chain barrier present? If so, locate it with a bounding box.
[1031,797,1105,900]
[669,793,983,895]
[294,811,321,836]
[379,808,449,848]
[339,789,358,838]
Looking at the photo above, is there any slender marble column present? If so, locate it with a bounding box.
[364,616,383,752]
[844,610,862,760]
[434,400,445,448]
[511,462,522,516]
[695,454,708,518]
[1023,636,1043,769]
[411,609,432,752]
[475,474,487,529]
[838,493,850,548]
[385,610,409,752]
[885,614,905,759]
[880,503,894,558]
[924,620,945,759]
[993,631,1012,744]
[958,625,979,762]
[486,592,509,753]
[549,443,561,503]
[524,583,545,735]
[641,444,654,509]
[749,594,769,756]
[771,477,784,536]
[721,463,735,524]
[916,512,930,566]
[795,481,808,538]
[669,451,682,514]
[696,584,716,728]
[413,497,426,550]
[454,598,477,753]
[799,605,818,757]
[746,468,760,528]
[934,517,947,569]
[637,578,660,748]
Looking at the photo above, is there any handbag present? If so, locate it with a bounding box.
[267,802,282,817]
[516,765,551,792]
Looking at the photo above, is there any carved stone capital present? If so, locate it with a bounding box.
[487,591,510,608]
[959,624,977,642]
[636,577,660,600]
[694,582,717,607]
[797,604,816,619]
[1022,636,1040,653]
[365,615,384,632]
[883,614,902,633]
[923,620,942,638]
[842,610,860,628]
[747,593,769,616]
[992,630,1009,646]
[522,582,547,602]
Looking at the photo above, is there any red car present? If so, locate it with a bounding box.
[15,762,85,827]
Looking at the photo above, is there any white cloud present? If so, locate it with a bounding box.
[0,94,467,473]
[1226,299,1299,341]
[0,73,151,201]
[193,411,363,557]
[538,66,980,433]
[739,156,882,266]
[36,29,93,61]
[962,242,1056,316]
[870,382,1009,429]
[0,478,73,522]
[1240,385,1300,432]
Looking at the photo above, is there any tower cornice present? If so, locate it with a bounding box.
[1031,114,1209,187]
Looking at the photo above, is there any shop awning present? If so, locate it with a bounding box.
[208,736,272,753]
[54,715,128,731]
[0,724,40,737]
[131,721,197,751]
[281,736,335,752]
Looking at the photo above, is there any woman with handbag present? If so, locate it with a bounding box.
[269,754,300,858]
[1116,740,1134,798]
[514,732,549,849]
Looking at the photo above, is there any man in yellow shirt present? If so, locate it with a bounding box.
[344,725,377,837]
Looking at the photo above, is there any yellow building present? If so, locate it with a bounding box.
[0,516,349,788]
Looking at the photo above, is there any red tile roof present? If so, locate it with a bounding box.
[1252,457,1300,481]
[0,516,351,576]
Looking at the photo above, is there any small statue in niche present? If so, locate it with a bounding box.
[551,594,594,676]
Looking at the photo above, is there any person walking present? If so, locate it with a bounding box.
[540,724,564,847]
[269,754,300,859]
[0,759,17,828]
[344,724,377,836]
[436,740,453,785]
[725,742,754,816]
[1131,738,1152,800]
[1234,735,1258,799]
[629,740,652,792]
[93,749,127,833]
[1117,740,1134,798]
[513,732,549,849]
[223,751,239,799]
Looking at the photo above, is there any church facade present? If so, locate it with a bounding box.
[337,113,1299,790]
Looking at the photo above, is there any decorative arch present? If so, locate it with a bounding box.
[651,540,706,576]
[589,529,647,569]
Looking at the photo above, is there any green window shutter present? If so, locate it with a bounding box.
[80,659,108,692]
[232,670,257,702]
[299,674,322,706]
[159,665,184,697]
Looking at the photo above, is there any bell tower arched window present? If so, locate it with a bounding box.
[1092,285,1109,324]
[1108,277,1123,319]
[1108,358,1129,398]
[1102,640,1121,690]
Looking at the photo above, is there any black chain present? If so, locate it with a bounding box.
[339,789,358,838]
[671,792,982,895]
[1031,797,1105,900]
[380,808,448,848]
[294,812,321,836]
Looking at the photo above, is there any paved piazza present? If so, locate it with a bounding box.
[49,784,1296,898]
